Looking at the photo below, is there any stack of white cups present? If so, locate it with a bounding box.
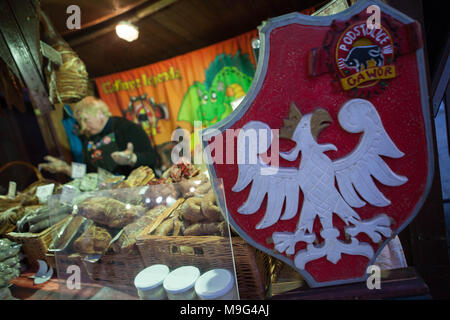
[134,265,238,300]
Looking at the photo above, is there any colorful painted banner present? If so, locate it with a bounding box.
[95,30,258,163]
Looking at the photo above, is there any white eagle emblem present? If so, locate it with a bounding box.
[232,98,408,269]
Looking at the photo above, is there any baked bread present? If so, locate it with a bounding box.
[179,197,205,223]
[124,166,155,187]
[178,172,210,197]
[201,191,223,222]
[111,205,167,253]
[143,183,179,209]
[77,197,144,228]
[183,221,227,236]
[73,224,111,255]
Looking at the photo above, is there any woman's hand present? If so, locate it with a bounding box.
[111,142,137,166]
[38,155,72,176]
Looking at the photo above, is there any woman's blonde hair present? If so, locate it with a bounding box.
[72,96,112,118]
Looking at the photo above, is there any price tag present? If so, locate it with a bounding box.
[36,183,55,203]
[7,181,16,199]
[60,185,77,205]
[71,162,86,179]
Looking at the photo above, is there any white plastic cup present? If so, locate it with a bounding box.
[163,266,200,300]
[195,268,238,300]
[134,264,170,300]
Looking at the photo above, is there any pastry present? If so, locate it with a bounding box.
[77,197,144,228]
[73,224,112,255]
[201,191,223,222]
[179,197,205,223]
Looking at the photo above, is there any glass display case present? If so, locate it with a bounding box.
[45,171,251,300]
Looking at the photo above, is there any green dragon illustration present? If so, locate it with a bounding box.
[178,51,255,127]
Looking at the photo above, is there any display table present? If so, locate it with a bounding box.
[9,266,430,300]
[9,271,139,300]
[271,267,430,300]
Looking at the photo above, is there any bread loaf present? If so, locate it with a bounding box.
[77,197,144,228]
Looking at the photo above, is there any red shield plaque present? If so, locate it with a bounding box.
[201,0,433,287]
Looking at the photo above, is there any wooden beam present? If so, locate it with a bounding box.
[135,0,178,20]
[67,0,178,47]
[0,0,66,159]
[0,32,21,80]
[7,0,43,78]
[0,0,51,114]
[271,267,430,300]
[60,0,148,36]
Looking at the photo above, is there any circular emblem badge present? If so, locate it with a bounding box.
[335,22,395,95]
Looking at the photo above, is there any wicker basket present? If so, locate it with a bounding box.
[81,245,146,287]
[45,251,57,269]
[0,161,44,182]
[0,161,45,235]
[230,237,273,300]
[6,216,69,268]
[46,252,91,283]
[136,232,272,300]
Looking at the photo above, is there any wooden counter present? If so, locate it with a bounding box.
[271,267,430,300]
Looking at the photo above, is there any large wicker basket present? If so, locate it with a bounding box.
[46,252,91,283]
[81,245,146,288]
[6,216,69,268]
[0,161,44,182]
[136,231,272,300]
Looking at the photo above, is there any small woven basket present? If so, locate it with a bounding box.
[6,216,69,268]
[47,44,89,104]
[0,161,45,235]
[81,245,146,287]
[46,252,91,283]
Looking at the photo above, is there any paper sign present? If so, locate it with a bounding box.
[71,162,86,179]
[60,185,77,204]
[40,41,63,66]
[36,184,55,203]
[7,181,16,199]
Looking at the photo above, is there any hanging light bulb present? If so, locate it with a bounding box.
[115,21,139,42]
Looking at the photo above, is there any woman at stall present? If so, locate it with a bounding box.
[39,96,159,176]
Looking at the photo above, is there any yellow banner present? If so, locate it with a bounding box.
[95,30,257,146]
[340,65,396,90]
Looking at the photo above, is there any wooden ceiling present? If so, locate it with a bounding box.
[40,0,327,78]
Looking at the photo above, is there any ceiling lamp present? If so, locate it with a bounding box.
[115,21,139,42]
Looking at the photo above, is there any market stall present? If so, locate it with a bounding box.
[0,0,449,301]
